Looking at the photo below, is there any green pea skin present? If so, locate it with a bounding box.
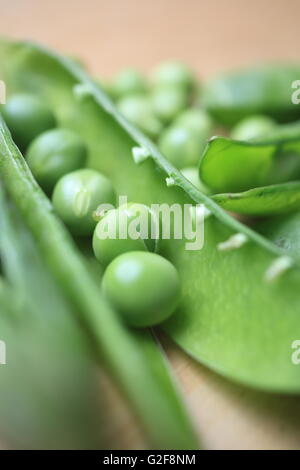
[230,115,277,141]
[151,86,187,124]
[174,108,213,136]
[93,203,159,267]
[1,94,56,150]
[158,126,204,168]
[112,68,147,99]
[26,129,88,193]
[52,169,115,236]
[181,167,210,193]
[117,94,162,139]
[152,61,195,94]
[102,252,180,328]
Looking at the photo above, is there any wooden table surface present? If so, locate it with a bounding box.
[2,0,300,449]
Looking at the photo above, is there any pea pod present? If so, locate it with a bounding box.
[202,64,300,126]
[213,182,300,216]
[1,40,300,396]
[0,186,101,449]
[258,211,300,258]
[200,122,300,193]
[0,42,198,450]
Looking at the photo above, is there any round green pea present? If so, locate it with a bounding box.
[151,86,187,123]
[2,94,56,150]
[174,108,213,136]
[102,252,180,328]
[93,202,159,266]
[152,61,195,94]
[158,126,204,168]
[52,169,115,236]
[26,129,88,192]
[230,115,276,141]
[117,94,162,139]
[112,68,147,99]
[181,167,210,193]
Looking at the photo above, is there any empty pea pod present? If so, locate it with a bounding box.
[200,120,300,193]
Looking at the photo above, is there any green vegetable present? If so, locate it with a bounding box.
[117,94,162,139]
[93,202,159,266]
[200,123,300,193]
[0,98,198,448]
[1,93,56,150]
[213,182,300,216]
[3,39,300,397]
[151,86,187,123]
[258,211,300,257]
[26,128,87,192]
[152,61,195,94]
[102,252,180,328]
[174,108,213,136]
[0,185,101,449]
[230,115,276,141]
[159,126,204,168]
[52,168,115,236]
[96,79,116,99]
[112,68,147,99]
[181,166,210,193]
[202,64,300,126]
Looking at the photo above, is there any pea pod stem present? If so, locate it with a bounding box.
[0,117,198,449]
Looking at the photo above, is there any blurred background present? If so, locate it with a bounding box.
[2,0,300,450]
[1,0,300,79]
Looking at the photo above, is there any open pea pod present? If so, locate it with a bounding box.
[258,211,300,258]
[213,181,300,216]
[200,129,300,193]
[1,40,300,395]
[0,40,198,450]
[202,64,300,126]
[0,188,102,449]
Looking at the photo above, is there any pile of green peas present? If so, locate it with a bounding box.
[1,86,181,328]
[104,61,214,191]
[1,62,276,328]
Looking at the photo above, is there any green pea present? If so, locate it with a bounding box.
[2,94,56,150]
[117,94,162,138]
[112,68,147,99]
[26,129,87,192]
[158,126,204,168]
[102,252,180,328]
[151,86,187,124]
[93,202,159,267]
[152,61,195,94]
[230,115,277,141]
[181,167,210,193]
[52,169,115,236]
[174,108,213,136]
